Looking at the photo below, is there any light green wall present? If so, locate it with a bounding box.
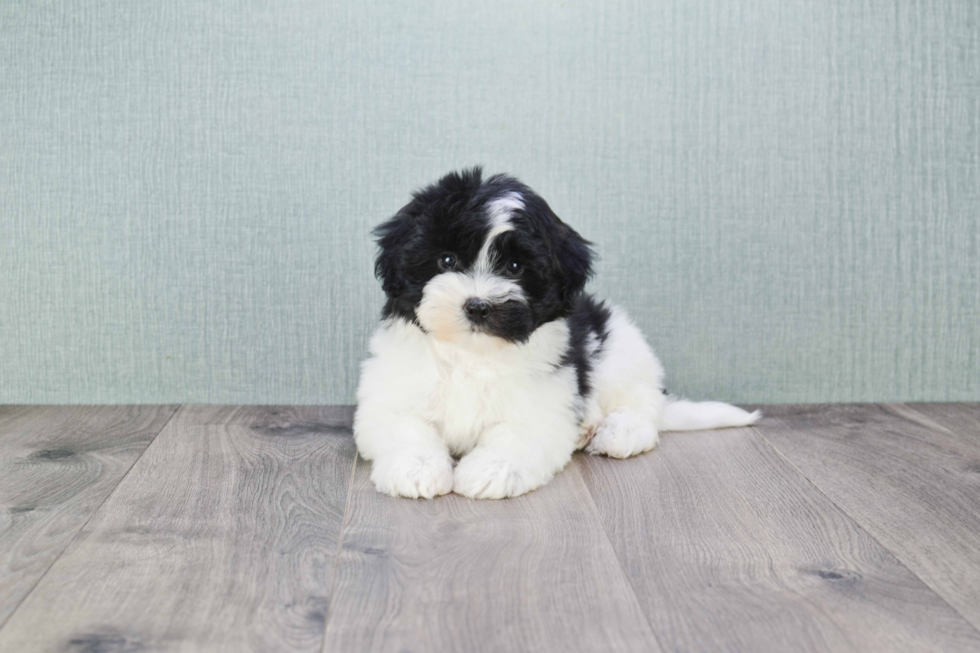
[1,0,977,404]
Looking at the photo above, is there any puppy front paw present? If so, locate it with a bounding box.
[453,450,547,499]
[370,453,454,499]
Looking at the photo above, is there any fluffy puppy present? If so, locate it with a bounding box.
[354,168,759,499]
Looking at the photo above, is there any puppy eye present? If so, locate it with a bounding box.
[505,261,523,276]
[437,253,458,271]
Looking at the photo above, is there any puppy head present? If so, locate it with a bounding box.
[374,167,593,344]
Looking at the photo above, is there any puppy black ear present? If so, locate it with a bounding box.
[373,203,419,298]
[554,221,594,305]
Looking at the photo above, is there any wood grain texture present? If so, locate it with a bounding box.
[0,405,357,653]
[323,457,663,653]
[579,426,980,653]
[754,403,980,632]
[900,403,980,441]
[0,405,178,627]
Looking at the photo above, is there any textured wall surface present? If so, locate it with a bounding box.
[1,0,978,404]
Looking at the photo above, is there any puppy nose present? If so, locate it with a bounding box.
[464,298,493,323]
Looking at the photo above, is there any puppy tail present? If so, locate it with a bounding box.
[661,397,761,432]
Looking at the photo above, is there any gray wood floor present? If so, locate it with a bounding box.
[1,404,978,652]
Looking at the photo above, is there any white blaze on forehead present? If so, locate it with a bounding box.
[475,191,523,271]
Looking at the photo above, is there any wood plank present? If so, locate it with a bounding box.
[0,406,357,653]
[753,403,980,632]
[579,425,980,653]
[900,402,980,442]
[323,456,663,653]
[0,405,178,628]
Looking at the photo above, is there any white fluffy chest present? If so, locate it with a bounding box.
[419,321,572,454]
[423,348,518,453]
[361,317,575,456]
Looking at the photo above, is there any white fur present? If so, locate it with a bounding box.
[661,399,762,432]
[475,192,523,270]
[355,316,579,499]
[354,300,759,499]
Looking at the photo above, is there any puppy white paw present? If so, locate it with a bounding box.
[586,409,659,459]
[370,453,454,499]
[453,450,547,499]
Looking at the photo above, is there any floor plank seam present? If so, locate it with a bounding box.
[0,404,184,633]
[889,403,958,436]
[575,459,670,653]
[319,449,359,653]
[748,423,980,639]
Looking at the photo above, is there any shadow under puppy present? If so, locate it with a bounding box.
[354,168,759,499]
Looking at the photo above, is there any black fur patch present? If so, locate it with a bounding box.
[561,295,612,399]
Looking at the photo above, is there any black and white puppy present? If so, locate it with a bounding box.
[354,168,759,499]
